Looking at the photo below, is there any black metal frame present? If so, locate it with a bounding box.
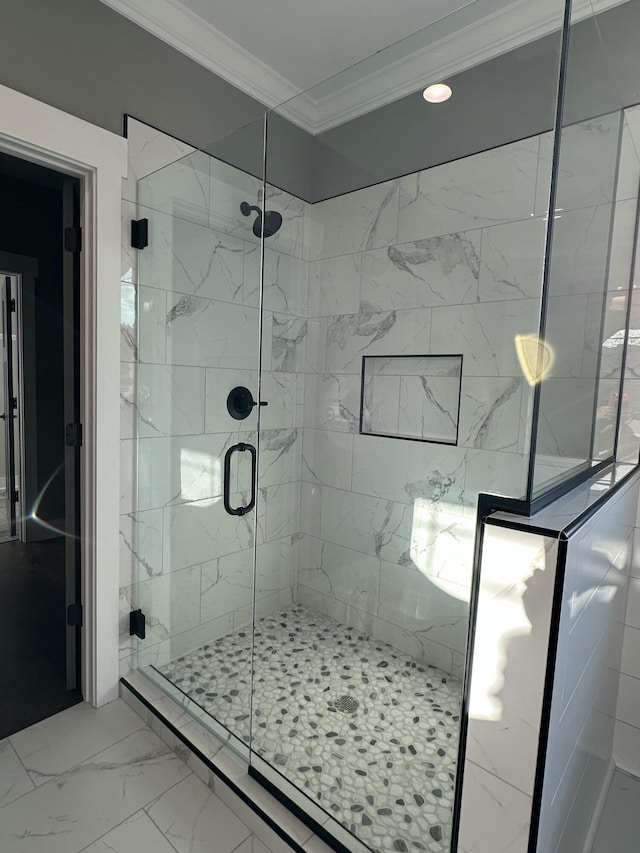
[359,353,464,446]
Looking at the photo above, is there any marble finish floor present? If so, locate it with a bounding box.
[592,769,640,853]
[159,605,461,853]
[0,698,305,853]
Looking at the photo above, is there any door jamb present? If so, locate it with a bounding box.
[0,84,127,706]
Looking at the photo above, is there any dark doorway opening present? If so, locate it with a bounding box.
[0,152,82,738]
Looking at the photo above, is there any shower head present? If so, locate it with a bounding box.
[240,201,282,238]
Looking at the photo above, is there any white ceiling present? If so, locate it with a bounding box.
[173,0,475,91]
[100,0,628,133]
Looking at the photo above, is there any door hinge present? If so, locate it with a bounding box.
[9,298,15,312]
[65,422,83,447]
[129,609,146,640]
[131,218,149,250]
[64,226,82,253]
[67,603,83,627]
[13,489,18,504]
[11,396,17,411]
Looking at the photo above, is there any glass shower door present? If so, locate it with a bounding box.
[129,126,267,753]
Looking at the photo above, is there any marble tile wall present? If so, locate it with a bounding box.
[119,120,308,677]
[534,111,637,490]
[297,135,551,673]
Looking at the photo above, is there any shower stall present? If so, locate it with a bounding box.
[119,1,640,850]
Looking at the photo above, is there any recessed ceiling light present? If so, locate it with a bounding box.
[423,83,452,104]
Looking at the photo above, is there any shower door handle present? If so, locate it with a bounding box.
[223,442,257,516]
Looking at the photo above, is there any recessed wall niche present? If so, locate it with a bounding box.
[360,354,463,444]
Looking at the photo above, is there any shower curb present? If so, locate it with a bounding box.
[119,674,339,853]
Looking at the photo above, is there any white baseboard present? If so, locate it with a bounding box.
[581,758,615,853]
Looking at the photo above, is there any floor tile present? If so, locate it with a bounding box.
[592,769,640,853]
[10,699,145,785]
[0,727,190,853]
[81,810,176,853]
[0,739,34,808]
[146,774,251,853]
[232,837,277,853]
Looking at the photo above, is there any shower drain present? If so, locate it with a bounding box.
[333,695,359,713]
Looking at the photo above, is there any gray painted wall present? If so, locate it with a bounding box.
[0,0,264,150]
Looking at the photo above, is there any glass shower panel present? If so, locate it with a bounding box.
[130,119,266,752]
[249,0,567,848]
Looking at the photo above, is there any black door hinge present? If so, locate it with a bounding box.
[64,226,82,253]
[13,490,18,504]
[65,423,83,447]
[129,609,146,640]
[9,298,15,312]
[67,603,83,627]
[131,218,149,250]
[11,396,17,410]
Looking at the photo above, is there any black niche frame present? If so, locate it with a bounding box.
[359,353,464,446]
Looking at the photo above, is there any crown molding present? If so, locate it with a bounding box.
[99,0,301,111]
[100,0,627,137]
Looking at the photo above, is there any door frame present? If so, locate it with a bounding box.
[0,83,127,706]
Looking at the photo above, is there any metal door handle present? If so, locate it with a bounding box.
[223,442,257,516]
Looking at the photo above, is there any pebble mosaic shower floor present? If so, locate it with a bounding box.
[158,605,461,853]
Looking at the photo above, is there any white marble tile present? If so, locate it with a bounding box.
[618,674,640,729]
[119,509,164,587]
[201,548,253,622]
[363,373,400,435]
[260,372,298,430]
[121,565,201,646]
[543,294,590,378]
[82,810,176,853]
[126,118,195,186]
[138,148,210,227]
[0,728,190,853]
[308,253,361,316]
[297,585,347,624]
[166,295,259,370]
[119,439,135,516]
[139,285,167,364]
[320,485,412,564]
[264,183,308,259]
[537,114,621,214]
[398,138,539,243]
[369,614,454,671]
[303,373,361,433]
[534,377,594,459]
[617,117,640,202]
[255,538,293,597]
[139,208,246,304]
[307,179,399,261]
[478,217,546,302]
[233,836,276,853]
[0,739,34,808]
[325,307,431,374]
[9,700,146,787]
[378,559,469,652]
[301,429,353,490]
[137,364,205,437]
[398,374,460,442]
[163,495,253,571]
[120,361,136,441]
[468,527,558,795]
[145,773,251,853]
[271,314,307,372]
[546,203,613,297]
[263,481,300,542]
[237,428,300,491]
[458,376,522,451]
[361,231,480,311]
[304,317,327,373]
[244,244,309,315]
[430,299,539,377]
[351,433,466,506]
[297,535,379,616]
[464,449,529,504]
[120,281,136,362]
[458,760,531,853]
[299,481,322,538]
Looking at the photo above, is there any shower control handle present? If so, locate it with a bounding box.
[223,442,257,516]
